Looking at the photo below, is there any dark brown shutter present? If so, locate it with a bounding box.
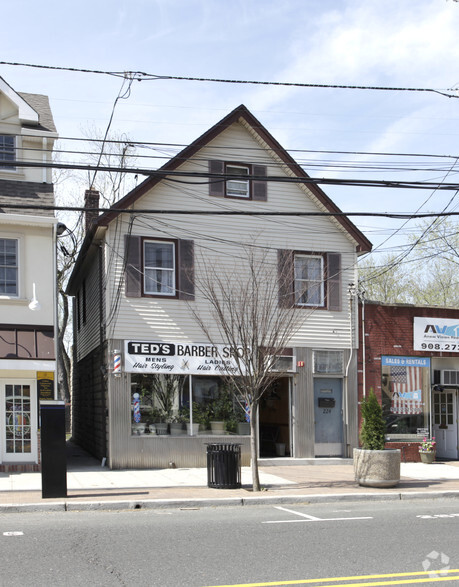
[209,160,225,197]
[178,239,194,300]
[327,253,341,311]
[125,235,142,298]
[252,165,267,201]
[278,249,294,308]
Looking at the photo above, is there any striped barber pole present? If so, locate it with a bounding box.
[113,352,121,376]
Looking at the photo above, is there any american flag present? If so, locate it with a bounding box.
[391,366,423,415]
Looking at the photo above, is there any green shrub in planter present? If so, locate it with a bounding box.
[354,389,400,488]
[359,389,386,450]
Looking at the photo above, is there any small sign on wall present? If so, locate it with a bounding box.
[37,371,55,401]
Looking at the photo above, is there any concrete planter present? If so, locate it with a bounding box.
[353,448,401,488]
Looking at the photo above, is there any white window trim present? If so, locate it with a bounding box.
[294,254,325,307]
[313,349,344,375]
[0,134,23,178]
[226,164,250,198]
[0,234,22,299]
[143,240,176,296]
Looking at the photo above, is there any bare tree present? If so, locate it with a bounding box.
[54,131,137,402]
[358,218,459,307]
[80,124,138,206]
[358,253,413,304]
[190,245,307,491]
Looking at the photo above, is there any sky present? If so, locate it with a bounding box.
[3,0,459,259]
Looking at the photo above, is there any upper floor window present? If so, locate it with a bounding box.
[209,160,267,201]
[125,235,194,301]
[143,240,176,296]
[0,135,15,170]
[294,254,324,307]
[0,238,18,296]
[278,250,341,312]
[226,165,250,198]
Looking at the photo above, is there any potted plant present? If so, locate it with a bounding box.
[209,390,233,435]
[353,389,401,488]
[192,402,211,432]
[419,437,436,463]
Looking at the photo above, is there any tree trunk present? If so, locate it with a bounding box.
[57,290,71,402]
[250,402,260,491]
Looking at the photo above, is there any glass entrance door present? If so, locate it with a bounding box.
[314,378,343,457]
[433,390,458,460]
[1,381,37,462]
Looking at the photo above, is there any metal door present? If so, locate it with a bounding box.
[1,381,37,462]
[433,390,458,460]
[314,378,343,457]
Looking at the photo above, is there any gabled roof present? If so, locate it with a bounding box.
[95,104,371,253]
[0,76,56,133]
[18,92,57,133]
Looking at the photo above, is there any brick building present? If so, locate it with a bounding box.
[358,301,459,462]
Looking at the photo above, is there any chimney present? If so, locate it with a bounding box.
[84,189,100,233]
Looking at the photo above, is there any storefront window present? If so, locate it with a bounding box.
[381,356,431,440]
[130,374,249,436]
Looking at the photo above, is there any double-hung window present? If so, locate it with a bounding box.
[294,254,324,307]
[0,238,18,296]
[226,164,250,198]
[143,240,176,296]
[209,160,267,201]
[0,135,15,170]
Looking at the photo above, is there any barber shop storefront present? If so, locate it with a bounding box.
[359,302,459,461]
[104,340,356,469]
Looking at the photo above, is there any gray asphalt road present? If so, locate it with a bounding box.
[1,499,458,586]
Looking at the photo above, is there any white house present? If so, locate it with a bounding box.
[0,77,58,471]
[67,105,372,468]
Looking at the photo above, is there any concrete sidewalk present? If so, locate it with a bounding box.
[1,443,459,512]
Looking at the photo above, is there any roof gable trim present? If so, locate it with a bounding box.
[0,77,39,126]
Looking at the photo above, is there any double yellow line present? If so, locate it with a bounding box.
[204,569,459,587]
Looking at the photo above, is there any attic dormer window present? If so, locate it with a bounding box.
[0,135,15,170]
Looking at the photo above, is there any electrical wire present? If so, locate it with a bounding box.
[2,60,459,98]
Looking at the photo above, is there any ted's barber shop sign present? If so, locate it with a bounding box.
[124,341,248,375]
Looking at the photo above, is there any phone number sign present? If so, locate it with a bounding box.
[414,317,459,352]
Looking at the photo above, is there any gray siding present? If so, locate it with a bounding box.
[72,343,107,460]
[293,347,315,457]
[75,244,104,362]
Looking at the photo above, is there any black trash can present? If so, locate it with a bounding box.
[206,443,241,489]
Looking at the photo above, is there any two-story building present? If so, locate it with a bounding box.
[0,77,58,471]
[67,105,372,468]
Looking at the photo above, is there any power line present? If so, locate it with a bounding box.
[3,202,459,219]
[8,130,459,166]
[3,159,459,190]
[2,60,459,98]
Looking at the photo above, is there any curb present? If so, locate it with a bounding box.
[2,490,459,513]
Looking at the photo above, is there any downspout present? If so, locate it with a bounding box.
[99,243,107,465]
[53,222,58,400]
[361,294,366,398]
[42,137,48,183]
[344,284,356,457]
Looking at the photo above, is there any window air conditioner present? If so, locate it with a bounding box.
[441,370,459,385]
